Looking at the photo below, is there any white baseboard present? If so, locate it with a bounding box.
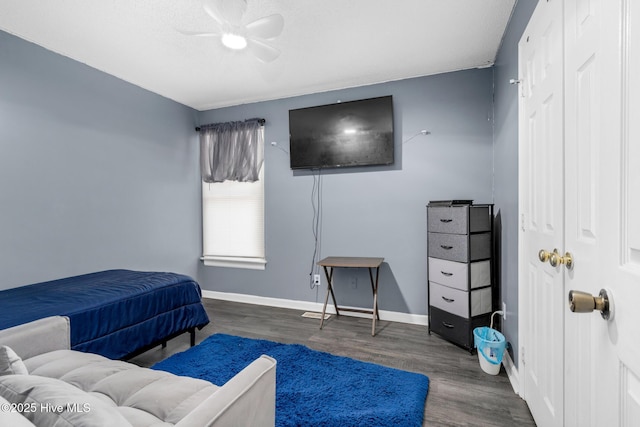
[502,349,522,397]
[201,290,429,326]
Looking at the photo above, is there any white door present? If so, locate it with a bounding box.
[565,0,640,424]
[563,0,620,424]
[518,0,565,425]
[612,2,640,422]
[520,0,640,425]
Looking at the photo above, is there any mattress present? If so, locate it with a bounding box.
[0,270,210,359]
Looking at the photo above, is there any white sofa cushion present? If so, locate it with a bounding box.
[0,374,133,426]
[23,349,219,426]
[0,317,277,427]
[0,346,28,376]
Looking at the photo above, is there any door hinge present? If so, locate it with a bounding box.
[521,346,525,365]
[521,213,526,232]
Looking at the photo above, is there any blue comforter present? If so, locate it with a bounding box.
[0,270,210,359]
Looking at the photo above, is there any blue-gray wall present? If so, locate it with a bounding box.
[197,69,494,315]
[0,31,201,289]
[493,0,538,366]
[1,1,538,348]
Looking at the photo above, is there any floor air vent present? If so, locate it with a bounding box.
[301,312,331,320]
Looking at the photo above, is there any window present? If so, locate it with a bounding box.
[200,124,265,270]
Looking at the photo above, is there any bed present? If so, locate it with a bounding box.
[0,269,210,360]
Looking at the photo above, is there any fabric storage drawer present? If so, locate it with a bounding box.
[427,206,469,234]
[428,233,467,262]
[429,282,493,318]
[427,206,491,235]
[429,306,470,347]
[429,306,493,350]
[428,258,491,290]
[428,257,468,290]
[429,282,468,318]
[428,232,491,262]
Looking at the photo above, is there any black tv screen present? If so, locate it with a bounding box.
[288,95,394,169]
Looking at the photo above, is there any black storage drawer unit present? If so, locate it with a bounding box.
[427,201,495,352]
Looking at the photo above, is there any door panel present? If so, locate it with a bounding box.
[622,367,640,425]
[563,0,603,423]
[615,1,640,424]
[626,0,640,267]
[519,1,564,425]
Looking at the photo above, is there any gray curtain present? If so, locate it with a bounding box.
[200,119,264,183]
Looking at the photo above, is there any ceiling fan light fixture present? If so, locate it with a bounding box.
[184,0,284,60]
[221,32,247,50]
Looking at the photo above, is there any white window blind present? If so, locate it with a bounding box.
[201,138,265,270]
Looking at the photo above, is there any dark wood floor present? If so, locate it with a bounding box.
[130,298,536,427]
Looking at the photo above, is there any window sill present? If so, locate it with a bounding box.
[200,256,266,270]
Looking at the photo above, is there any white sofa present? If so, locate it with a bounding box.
[0,316,276,426]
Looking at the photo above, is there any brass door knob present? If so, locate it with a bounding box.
[539,248,560,264]
[550,250,573,270]
[568,289,612,320]
[538,249,552,263]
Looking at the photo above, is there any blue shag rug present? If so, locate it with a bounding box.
[152,334,429,427]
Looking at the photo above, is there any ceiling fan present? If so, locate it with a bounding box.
[180,0,284,63]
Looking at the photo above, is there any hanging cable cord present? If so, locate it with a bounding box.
[309,169,323,289]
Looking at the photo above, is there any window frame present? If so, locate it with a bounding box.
[200,132,265,270]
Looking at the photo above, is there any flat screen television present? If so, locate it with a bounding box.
[288,95,394,170]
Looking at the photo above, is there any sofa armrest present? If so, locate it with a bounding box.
[0,316,70,360]
[176,355,277,427]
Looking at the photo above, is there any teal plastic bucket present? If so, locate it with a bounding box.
[473,326,506,375]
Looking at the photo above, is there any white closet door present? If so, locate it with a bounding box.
[518,1,565,425]
[520,0,640,425]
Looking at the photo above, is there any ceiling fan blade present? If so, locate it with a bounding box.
[247,38,281,63]
[176,29,221,37]
[202,0,226,26]
[246,14,284,40]
[203,0,247,25]
[216,0,247,25]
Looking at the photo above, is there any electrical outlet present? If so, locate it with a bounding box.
[502,302,507,320]
[313,274,321,287]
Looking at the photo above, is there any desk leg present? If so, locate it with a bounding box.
[370,266,381,336]
[320,266,339,330]
[368,267,381,321]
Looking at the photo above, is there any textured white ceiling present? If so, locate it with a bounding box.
[0,0,515,111]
